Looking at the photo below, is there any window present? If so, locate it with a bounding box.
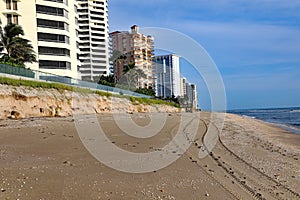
[93,60,106,64]
[81,71,92,74]
[6,0,11,9]
[39,60,71,70]
[91,27,104,32]
[92,65,106,69]
[36,5,68,18]
[80,42,90,47]
[91,38,105,43]
[12,1,17,10]
[78,9,88,13]
[80,37,90,40]
[37,19,69,31]
[92,55,106,58]
[38,46,70,56]
[80,31,90,35]
[80,48,90,52]
[90,16,104,21]
[93,49,105,53]
[79,20,89,24]
[7,14,12,24]
[91,33,105,38]
[13,15,18,24]
[90,11,103,16]
[38,33,70,44]
[79,14,88,19]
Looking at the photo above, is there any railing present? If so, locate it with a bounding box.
[0,63,150,98]
[0,63,35,78]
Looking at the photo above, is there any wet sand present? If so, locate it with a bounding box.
[0,112,299,200]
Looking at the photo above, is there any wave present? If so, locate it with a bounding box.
[242,115,256,119]
[290,110,300,113]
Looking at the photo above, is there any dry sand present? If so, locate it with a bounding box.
[0,112,299,200]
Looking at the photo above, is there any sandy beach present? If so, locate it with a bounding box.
[0,112,299,200]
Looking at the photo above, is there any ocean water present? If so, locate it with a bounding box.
[228,107,300,134]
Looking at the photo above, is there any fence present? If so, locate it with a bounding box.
[0,63,150,98]
[0,63,35,78]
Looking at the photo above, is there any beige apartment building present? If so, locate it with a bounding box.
[0,0,80,79]
[1,0,110,81]
[110,25,154,89]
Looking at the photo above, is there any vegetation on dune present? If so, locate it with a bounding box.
[129,96,180,108]
[134,88,155,97]
[0,77,179,107]
[0,76,111,97]
[98,74,115,87]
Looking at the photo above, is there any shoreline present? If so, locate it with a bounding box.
[231,113,300,135]
[227,108,300,136]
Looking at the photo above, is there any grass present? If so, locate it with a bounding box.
[0,76,111,97]
[129,96,180,108]
[0,76,72,90]
[0,76,180,108]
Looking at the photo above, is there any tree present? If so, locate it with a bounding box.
[0,23,37,67]
[110,50,126,83]
[98,74,115,87]
[117,63,147,90]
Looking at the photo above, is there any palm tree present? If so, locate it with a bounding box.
[0,23,37,67]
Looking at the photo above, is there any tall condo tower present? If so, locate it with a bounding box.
[77,0,110,81]
[0,0,81,79]
[154,54,181,98]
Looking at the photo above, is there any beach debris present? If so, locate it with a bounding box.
[10,111,21,119]
[63,160,73,166]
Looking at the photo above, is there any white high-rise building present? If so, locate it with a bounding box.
[154,54,181,98]
[77,0,110,81]
[0,0,81,79]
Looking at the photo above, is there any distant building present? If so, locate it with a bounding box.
[110,25,154,88]
[185,83,198,110]
[77,0,110,81]
[180,77,187,97]
[154,54,181,98]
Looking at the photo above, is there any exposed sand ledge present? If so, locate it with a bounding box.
[0,84,180,119]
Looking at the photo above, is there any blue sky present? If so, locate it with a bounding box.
[109,0,300,110]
